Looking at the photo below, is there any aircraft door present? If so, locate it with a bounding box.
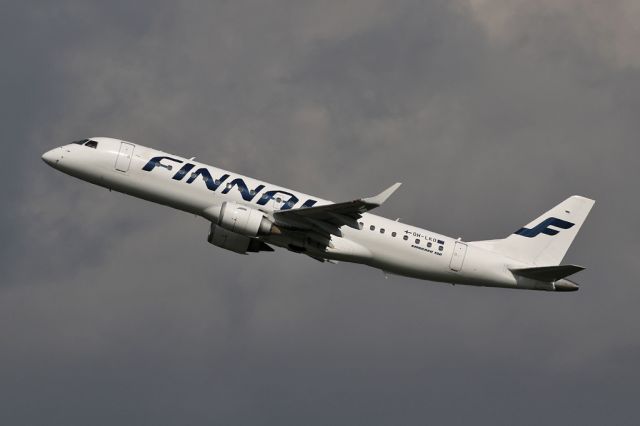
[115,142,135,172]
[449,241,467,272]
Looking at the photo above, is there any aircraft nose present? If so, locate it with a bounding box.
[41,149,59,167]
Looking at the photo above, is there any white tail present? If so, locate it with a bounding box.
[472,196,595,266]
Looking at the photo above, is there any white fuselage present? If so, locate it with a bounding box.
[42,137,540,291]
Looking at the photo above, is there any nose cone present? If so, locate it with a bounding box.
[41,149,59,167]
[555,279,580,292]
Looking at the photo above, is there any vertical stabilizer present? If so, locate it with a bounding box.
[474,196,595,265]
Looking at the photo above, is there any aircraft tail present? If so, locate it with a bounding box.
[509,264,584,281]
[472,196,595,266]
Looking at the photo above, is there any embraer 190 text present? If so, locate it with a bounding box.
[42,138,595,292]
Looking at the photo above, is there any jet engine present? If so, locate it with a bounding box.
[216,202,274,237]
[207,224,274,254]
[205,202,278,254]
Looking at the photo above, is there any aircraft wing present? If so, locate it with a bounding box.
[273,183,401,236]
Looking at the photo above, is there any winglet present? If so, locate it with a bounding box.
[363,182,402,207]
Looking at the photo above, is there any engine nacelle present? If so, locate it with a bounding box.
[217,202,273,237]
[207,224,274,254]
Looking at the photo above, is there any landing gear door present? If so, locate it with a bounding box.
[449,241,467,272]
[115,142,135,172]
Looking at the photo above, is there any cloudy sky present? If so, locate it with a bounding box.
[2,1,639,424]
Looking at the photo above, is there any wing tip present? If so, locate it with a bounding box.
[364,182,402,206]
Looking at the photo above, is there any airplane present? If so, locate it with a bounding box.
[42,137,594,292]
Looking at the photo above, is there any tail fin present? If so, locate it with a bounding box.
[472,196,595,265]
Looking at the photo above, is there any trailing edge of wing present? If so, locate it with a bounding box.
[510,264,584,282]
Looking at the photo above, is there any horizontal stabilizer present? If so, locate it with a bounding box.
[510,264,584,282]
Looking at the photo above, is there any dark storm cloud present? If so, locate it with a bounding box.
[1,1,639,424]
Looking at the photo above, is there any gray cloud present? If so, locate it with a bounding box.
[2,0,639,424]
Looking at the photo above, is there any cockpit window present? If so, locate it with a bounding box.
[72,139,89,145]
[85,140,98,149]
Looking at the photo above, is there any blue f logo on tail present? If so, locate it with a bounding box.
[515,217,575,238]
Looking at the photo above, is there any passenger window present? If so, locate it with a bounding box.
[403,235,408,241]
[415,239,420,244]
[427,242,432,248]
[392,232,397,237]
[380,228,385,234]
[85,140,98,149]
[370,225,375,231]
[439,246,444,251]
